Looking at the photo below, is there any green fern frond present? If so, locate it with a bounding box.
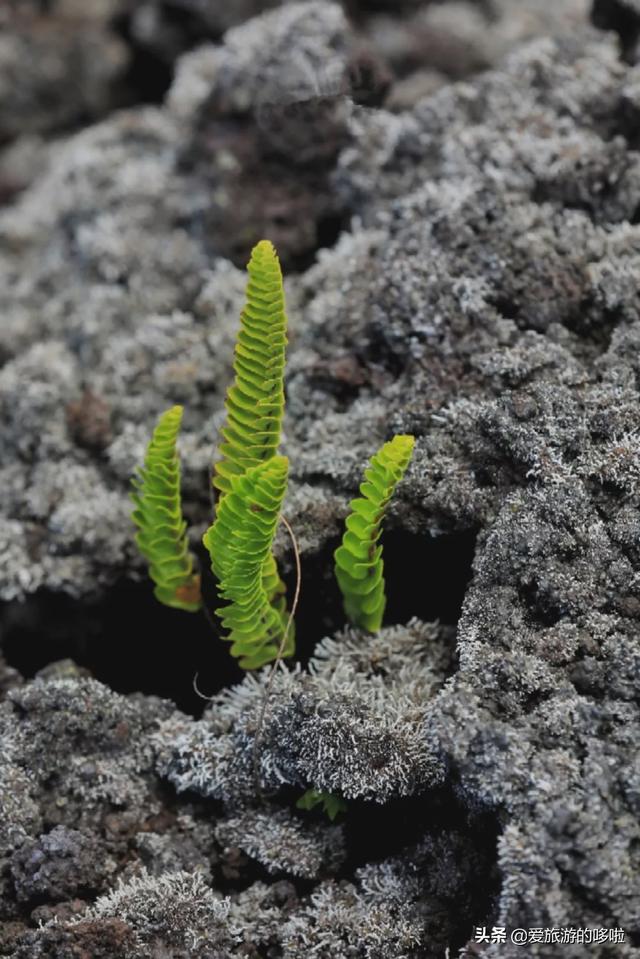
[203,455,294,669]
[296,789,347,822]
[213,240,288,497]
[212,239,291,649]
[131,405,202,612]
[334,435,415,633]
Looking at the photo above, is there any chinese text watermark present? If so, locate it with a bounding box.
[474,926,625,945]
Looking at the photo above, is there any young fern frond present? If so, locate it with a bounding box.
[213,240,287,497]
[131,405,202,612]
[296,788,348,822]
[203,455,294,669]
[213,239,291,631]
[334,435,415,633]
[131,242,293,661]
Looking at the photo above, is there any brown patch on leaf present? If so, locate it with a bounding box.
[175,575,202,607]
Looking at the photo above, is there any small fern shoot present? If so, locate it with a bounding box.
[204,455,294,669]
[213,240,288,497]
[296,788,347,822]
[334,435,415,632]
[131,405,201,612]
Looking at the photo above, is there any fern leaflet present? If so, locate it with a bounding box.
[296,789,347,822]
[204,455,293,669]
[334,435,415,632]
[131,405,201,612]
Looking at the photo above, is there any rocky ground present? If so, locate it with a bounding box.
[2,0,640,956]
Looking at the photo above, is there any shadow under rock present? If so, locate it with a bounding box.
[0,572,243,717]
[290,783,502,955]
[284,527,476,668]
[0,528,476,715]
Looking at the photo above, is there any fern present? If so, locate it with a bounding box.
[334,435,415,632]
[296,788,347,822]
[212,239,291,638]
[213,240,287,497]
[131,405,201,612]
[203,455,293,669]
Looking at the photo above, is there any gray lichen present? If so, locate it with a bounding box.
[0,676,178,927]
[76,871,235,957]
[10,826,115,905]
[3,1,640,955]
[215,806,345,879]
[279,870,424,959]
[155,619,450,804]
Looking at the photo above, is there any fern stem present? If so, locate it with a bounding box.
[253,511,302,796]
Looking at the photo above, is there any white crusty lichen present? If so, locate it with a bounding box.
[280,868,425,959]
[0,754,40,858]
[71,861,420,959]
[215,806,345,879]
[221,855,427,958]
[168,1,350,122]
[76,870,236,955]
[155,619,449,805]
[4,677,176,813]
